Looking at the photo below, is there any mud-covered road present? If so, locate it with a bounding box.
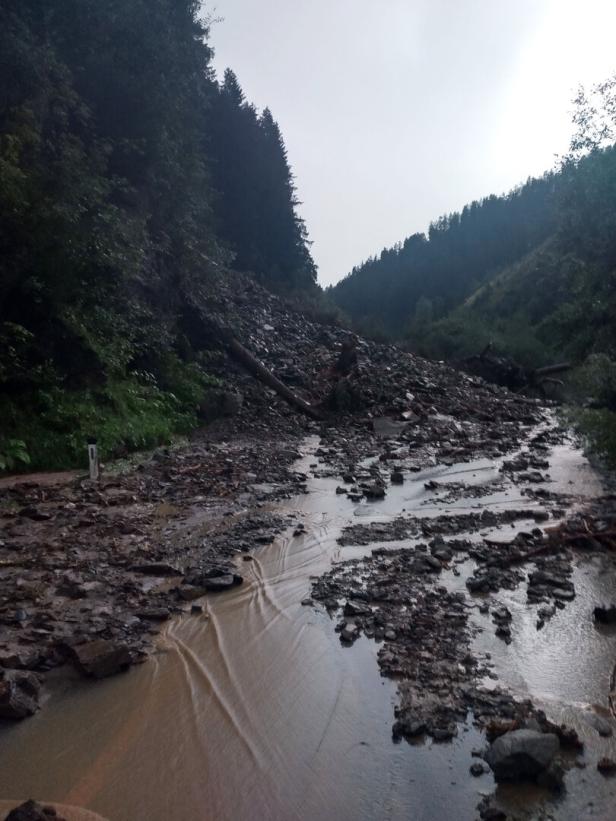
[1,415,616,820]
[1,277,616,819]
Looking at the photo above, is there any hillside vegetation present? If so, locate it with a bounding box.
[0,0,318,470]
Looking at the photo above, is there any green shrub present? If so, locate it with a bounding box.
[0,439,31,472]
[568,407,616,467]
[0,358,220,472]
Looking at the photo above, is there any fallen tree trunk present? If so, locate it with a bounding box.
[185,298,325,420]
[224,335,324,421]
[531,362,572,381]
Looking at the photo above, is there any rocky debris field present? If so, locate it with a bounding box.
[2,272,616,818]
[308,428,616,818]
[0,433,309,717]
[0,272,552,720]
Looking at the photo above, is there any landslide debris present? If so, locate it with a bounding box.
[0,270,608,737]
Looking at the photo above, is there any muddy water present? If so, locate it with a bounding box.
[0,435,615,820]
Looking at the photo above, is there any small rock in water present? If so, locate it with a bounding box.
[597,757,616,775]
[202,574,238,592]
[584,712,613,738]
[594,605,616,624]
[495,624,512,642]
[340,623,360,643]
[363,483,386,500]
[177,584,208,601]
[470,761,486,777]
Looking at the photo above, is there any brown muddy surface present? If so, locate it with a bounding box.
[1,284,615,819]
[1,429,616,820]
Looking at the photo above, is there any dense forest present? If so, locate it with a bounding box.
[331,77,616,462]
[0,0,317,469]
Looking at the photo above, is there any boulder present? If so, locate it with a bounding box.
[70,639,132,679]
[485,729,559,782]
[0,670,41,719]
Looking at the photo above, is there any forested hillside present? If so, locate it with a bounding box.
[331,173,559,339]
[0,0,316,469]
[332,80,616,369]
[331,77,616,461]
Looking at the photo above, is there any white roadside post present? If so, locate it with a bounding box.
[87,438,99,481]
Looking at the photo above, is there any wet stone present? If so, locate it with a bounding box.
[70,639,132,679]
[584,712,613,737]
[594,604,616,624]
[340,623,360,643]
[177,585,208,601]
[597,757,616,775]
[485,729,559,783]
[137,607,171,622]
[203,574,240,592]
[344,600,371,617]
[0,670,41,719]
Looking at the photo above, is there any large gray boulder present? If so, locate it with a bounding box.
[485,729,559,782]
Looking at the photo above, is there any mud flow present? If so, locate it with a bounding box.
[0,431,615,820]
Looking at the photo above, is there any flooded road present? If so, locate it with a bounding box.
[1,433,615,820]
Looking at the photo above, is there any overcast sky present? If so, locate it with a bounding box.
[210,0,616,286]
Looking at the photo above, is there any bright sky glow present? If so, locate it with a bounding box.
[210,0,616,285]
